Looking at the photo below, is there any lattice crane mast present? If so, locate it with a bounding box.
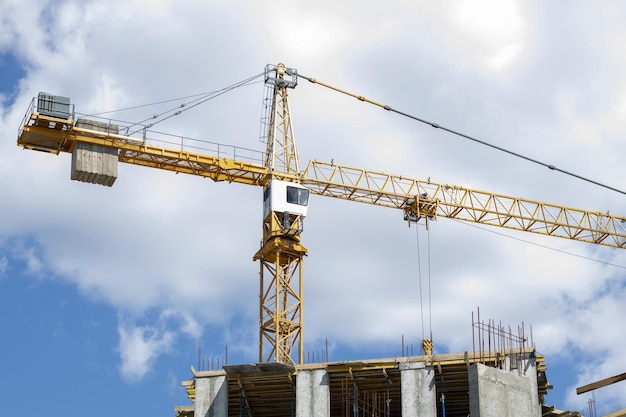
[16,64,626,366]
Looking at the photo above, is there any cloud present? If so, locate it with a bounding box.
[116,308,212,381]
[7,239,46,277]
[117,317,175,383]
[446,0,527,71]
[160,309,202,340]
[0,256,7,278]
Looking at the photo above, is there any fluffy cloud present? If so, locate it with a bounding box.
[0,256,7,278]
[117,317,175,382]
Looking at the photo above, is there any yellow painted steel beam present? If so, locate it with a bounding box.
[117,147,267,185]
[301,160,626,249]
[20,112,626,249]
[18,112,269,186]
[264,70,300,176]
[254,235,306,366]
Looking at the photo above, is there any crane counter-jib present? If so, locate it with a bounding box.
[17,105,271,187]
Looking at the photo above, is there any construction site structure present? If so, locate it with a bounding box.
[16,65,626,415]
[178,348,545,417]
[172,315,586,417]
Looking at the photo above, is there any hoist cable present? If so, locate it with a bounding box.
[298,73,626,196]
[415,222,435,352]
[427,223,433,343]
[416,223,425,343]
[415,221,436,353]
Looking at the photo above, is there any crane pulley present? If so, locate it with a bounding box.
[16,64,626,366]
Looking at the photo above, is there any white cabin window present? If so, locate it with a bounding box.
[286,186,309,206]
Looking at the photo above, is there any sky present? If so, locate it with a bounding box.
[1,0,626,415]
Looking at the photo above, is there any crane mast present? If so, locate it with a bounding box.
[254,64,308,365]
[263,64,300,177]
[15,64,626,367]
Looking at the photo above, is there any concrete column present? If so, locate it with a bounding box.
[195,375,228,417]
[399,361,436,417]
[296,369,330,417]
[469,362,540,417]
[523,357,541,417]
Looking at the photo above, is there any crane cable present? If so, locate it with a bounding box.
[130,72,265,136]
[415,221,433,355]
[298,74,626,197]
[456,218,626,269]
[81,72,265,136]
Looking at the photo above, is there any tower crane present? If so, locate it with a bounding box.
[17,64,626,366]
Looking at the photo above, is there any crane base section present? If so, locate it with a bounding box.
[71,119,119,186]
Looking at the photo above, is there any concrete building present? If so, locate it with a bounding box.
[175,347,567,417]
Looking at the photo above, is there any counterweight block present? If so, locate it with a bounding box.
[71,119,119,187]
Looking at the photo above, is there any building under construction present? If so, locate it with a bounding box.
[172,316,593,417]
[174,347,575,417]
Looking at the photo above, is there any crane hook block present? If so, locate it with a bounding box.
[403,194,438,225]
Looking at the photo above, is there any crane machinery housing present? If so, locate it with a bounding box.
[16,63,626,368]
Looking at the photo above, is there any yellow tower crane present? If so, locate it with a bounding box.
[17,64,626,366]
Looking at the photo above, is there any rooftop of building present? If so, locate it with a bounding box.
[178,346,558,417]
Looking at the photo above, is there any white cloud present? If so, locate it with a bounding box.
[116,309,210,381]
[8,240,45,277]
[160,309,203,340]
[262,7,358,65]
[117,318,175,382]
[0,256,7,278]
[446,0,526,71]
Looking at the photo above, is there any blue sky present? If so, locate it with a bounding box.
[2,1,626,415]
[0,51,23,105]
[0,238,190,415]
